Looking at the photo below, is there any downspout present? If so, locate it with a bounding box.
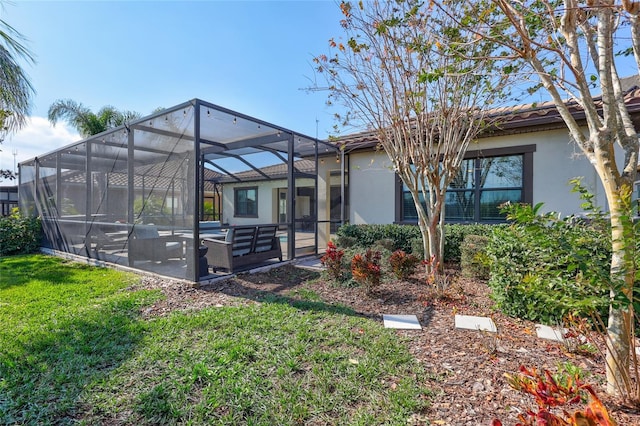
[314,138,319,254]
[340,147,345,227]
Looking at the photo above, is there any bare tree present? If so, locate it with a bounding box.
[450,0,640,398]
[314,0,513,273]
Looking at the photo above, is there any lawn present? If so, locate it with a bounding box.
[0,255,431,425]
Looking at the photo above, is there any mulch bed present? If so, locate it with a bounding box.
[133,264,640,425]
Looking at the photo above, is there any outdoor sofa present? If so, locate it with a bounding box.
[203,224,282,273]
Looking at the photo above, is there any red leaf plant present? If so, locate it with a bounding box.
[320,241,345,281]
[351,249,382,294]
[492,366,617,426]
[388,249,420,280]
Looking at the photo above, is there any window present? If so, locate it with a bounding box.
[234,187,258,217]
[397,145,534,223]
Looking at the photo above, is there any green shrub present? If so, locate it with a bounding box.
[486,203,610,324]
[460,235,490,280]
[373,238,395,252]
[0,211,42,256]
[337,223,497,263]
[337,224,420,253]
[443,223,496,262]
[335,235,357,248]
[410,237,424,259]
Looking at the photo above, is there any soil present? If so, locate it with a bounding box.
[133,264,640,425]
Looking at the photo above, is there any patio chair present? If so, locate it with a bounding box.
[90,223,129,252]
[128,225,184,266]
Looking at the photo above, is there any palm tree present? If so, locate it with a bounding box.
[48,99,142,137]
[0,15,34,133]
[0,2,36,179]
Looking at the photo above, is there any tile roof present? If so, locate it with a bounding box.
[54,160,222,192]
[215,159,316,183]
[330,86,640,151]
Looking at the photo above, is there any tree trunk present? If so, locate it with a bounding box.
[439,199,446,270]
[605,187,634,396]
[595,159,635,397]
[426,195,445,275]
[407,183,445,275]
[427,217,441,271]
[417,214,430,264]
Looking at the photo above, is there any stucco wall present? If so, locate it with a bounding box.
[475,128,607,216]
[347,150,396,225]
[316,156,350,246]
[316,159,332,246]
[344,127,614,225]
[221,178,315,226]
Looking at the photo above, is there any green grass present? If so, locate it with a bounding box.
[0,255,431,425]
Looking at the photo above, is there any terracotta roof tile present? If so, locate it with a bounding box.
[330,87,640,149]
[217,159,315,183]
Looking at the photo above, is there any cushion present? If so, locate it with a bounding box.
[200,221,221,231]
[232,248,251,257]
[254,240,273,253]
[134,226,159,239]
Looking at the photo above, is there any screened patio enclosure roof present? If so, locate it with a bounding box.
[33,98,337,180]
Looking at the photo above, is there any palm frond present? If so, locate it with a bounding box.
[0,44,33,132]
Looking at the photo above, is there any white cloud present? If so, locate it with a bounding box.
[0,116,79,175]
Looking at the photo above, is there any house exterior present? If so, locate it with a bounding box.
[0,185,18,216]
[215,89,640,252]
[219,159,317,228]
[316,89,640,230]
[18,88,640,281]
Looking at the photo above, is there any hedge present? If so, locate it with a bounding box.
[336,223,497,262]
[0,213,42,256]
[485,204,611,325]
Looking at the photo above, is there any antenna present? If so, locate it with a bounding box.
[12,148,17,175]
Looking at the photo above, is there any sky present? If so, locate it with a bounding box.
[1,1,638,184]
[0,0,346,180]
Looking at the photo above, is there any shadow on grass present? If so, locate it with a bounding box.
[201,265,437,328]
[262,291,368,318]
[201,267,379,322]
[0,270,151,424]
[0,254,95,289]
[1,301,147,424]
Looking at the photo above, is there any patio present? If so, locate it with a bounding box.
[19,99,343,281]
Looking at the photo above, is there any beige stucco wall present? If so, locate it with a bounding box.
[475,128,607,216]
[347,150,396,225]
[344,127,614,225]
[316,159,331,247]
[221,178,314,226]
[219,126,620,249]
